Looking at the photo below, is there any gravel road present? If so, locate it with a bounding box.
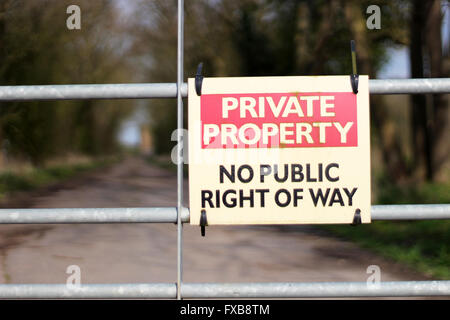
[0,157,430,289]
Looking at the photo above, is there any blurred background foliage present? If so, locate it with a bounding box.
[0,0,448,199]
[131,0,449,192]
[0,0,133,167]
[133,0,449,278]
[0,0,448,279]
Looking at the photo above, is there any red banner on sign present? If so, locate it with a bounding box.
[201,92,357,149]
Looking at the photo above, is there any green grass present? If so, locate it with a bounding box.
[323,181,450,279]
[324,220,450,279]
[376,182,450,205]
[0,157,118,198]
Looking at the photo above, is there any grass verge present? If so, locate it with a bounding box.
[322,182,450,279]
[0,156,119,199]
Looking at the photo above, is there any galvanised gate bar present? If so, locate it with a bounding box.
[0,0,450,299]
[0,205,449,299]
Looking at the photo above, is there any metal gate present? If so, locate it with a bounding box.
[0,0,450,299]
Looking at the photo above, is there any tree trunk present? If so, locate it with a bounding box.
[344,0,408,182]
[409,0,433,181]
[425,0,449,182]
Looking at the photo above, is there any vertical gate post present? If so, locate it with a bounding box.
[176,0,185,300]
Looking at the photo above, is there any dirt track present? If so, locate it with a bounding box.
[0,157,431,287]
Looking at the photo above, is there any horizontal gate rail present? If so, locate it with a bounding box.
[0,283,176,299]
[0,204,448,224]
[369,78,450,94]
[182,281,450,298]
[0,281,449,298]
[371,204,450,220]
[0,83,188,101]
[0,78,449,101]
[0,207,190,224]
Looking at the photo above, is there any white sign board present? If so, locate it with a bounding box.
[188,76,371,225]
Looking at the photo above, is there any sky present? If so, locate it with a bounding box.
[378,3,449,78]
[117,101,150,147]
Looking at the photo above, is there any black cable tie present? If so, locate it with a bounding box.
[350,74,359,94]
[351,208,362,226]
[195,62,204,96]
[200,209,208,237]
[350,40,359,94]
